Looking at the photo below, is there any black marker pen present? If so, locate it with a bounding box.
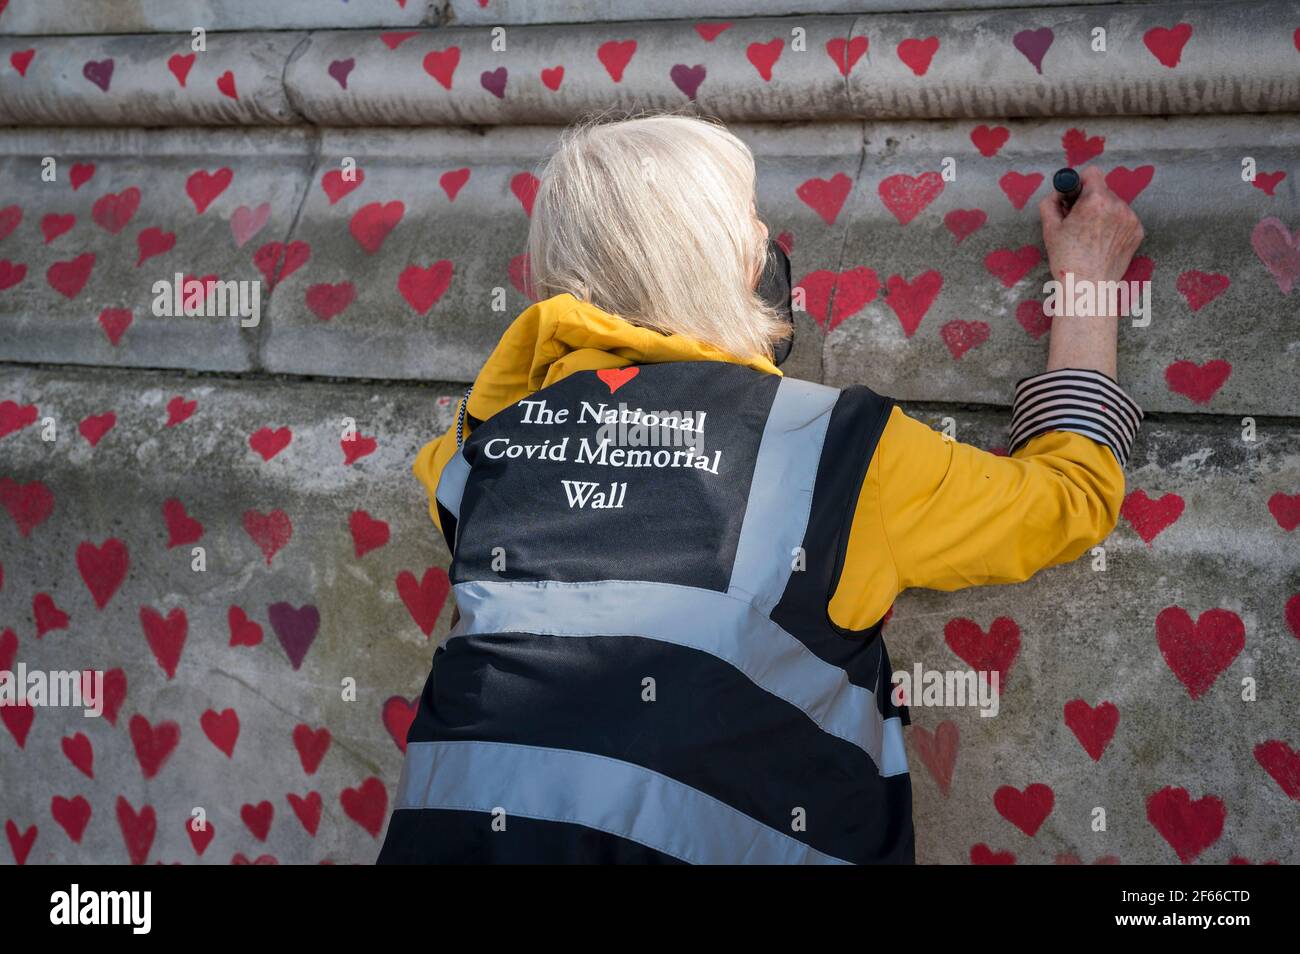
[1053,167,1083,212]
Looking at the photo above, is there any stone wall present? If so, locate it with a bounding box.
[1,0,1297,864]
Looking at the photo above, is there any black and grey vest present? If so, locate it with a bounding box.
[378,361,913,864]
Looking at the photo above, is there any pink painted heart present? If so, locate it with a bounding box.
[33,592,69,638]
[340,777,388,838]
[98,308,132,346]
[116,797,155,865]
[1062,128,1105,166]
[878,172,943,225]
[216,70,238,100]
[41,213,75,244]
[69,163,95,191]
[896,36,939,76]
[540,66,564,91]
[268,602,319,670]
[940,320,990,360]
[397,567,450,637]
[1269,493,1300,531]
[328,58,355,89]
[480,66,507,98]
[1253,740,1300,800]
[0,260,25,290]
[61,733,94,778]
[422,47,460,89]
[341,433,377,465]
[287,792,322,836]
[166,395,196,427]
[47,252,95,299]
[162,497,203,548]
[167,53,194,87]
[349,201,404,254]
[943,616,1020,692]
[293,724,331,774]
[669,63,706,99]
[252,240,310,289]
[380,32,418,51]
[0,478,53,537]
[382,696,418,753]
[825,36,868,77]
[1012,27,1053,74]
[1252,171,1286,196]
[349,510,390,558]
[746,39,783,81]
[305,282,355,321]
[1015,300,1051,339]
[798,267,880,332]
[140,606,187,679]
[398,261,454,314]
[200,708,239,758]
[130,713,180,778]
[944,208,986,243]
[970,844,1015,865]
[6,821,37,864]
[1063,700,1119,761]
[227,605,263,647]
[969,125,1009,157]
[984,245,1041,287]
[10,48,34,77]
[1144,24,1193,69]
[186,168,232,215]
[1121,489,1184,544]
[511,172,539,217]
[1165,359,1231,404]
[694,23,732,42]
[248,425,292,460]
[910,721,958,796]
[83,58,114,91]
[435,168,470,204]
[0,401,39,440]
[1250,217,1300,294]
[1146,786,1224,863]
[77,538,127,609]
[883,270,942,338]
[78,410,115,447]
[241,801,273,842]
[1176,270,1230,311]
[230,203,270,248]
[135,227,175,267]
[795,173,852,226]
[1106,165,1154,204]
[999,171,1043,210]
[597,40,637,82]
[1155,606,1244,699]
[321,168,364,204]
[243,508,292,565]
[994,784,1054,836]
[186,818,214,856]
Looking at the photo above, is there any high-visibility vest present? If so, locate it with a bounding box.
[378,361,913,864]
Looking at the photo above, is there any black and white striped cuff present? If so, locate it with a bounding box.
[1009,368,1144,468]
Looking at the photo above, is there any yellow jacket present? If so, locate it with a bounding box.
[414,294,1125,630]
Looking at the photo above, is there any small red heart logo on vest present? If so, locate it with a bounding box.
[597,367,638,394]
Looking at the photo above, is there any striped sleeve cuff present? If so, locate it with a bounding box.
[1009,368,1144,468]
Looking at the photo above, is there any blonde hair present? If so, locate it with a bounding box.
[527,113,790,362]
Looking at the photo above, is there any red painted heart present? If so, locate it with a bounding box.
[397,566,451,637]
[993,783,1054,836]
[349,510,391,558]
[162,497,203,548]
[115,797,155,865]
[382,695,418,753]
[878,172,944,225]
[910,720,958,796]
[1146,786,1224,863]
[139,606,187,679]
[293,724,332,775]
[943,617,1020,692]
[1155,606,1244,699]
[340,777,388,838]
[1063,699,1119,761]
[883,270,942,338]
[200,708,239,758]
[243,508,292,565]
[795,173,852,226]
[129,714,180,779]
[76,538,127,609]
[1121,489,1184,544]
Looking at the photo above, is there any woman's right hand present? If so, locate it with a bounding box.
[1038,164,1145,289]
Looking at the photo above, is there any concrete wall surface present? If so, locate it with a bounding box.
[0,0,1297,865]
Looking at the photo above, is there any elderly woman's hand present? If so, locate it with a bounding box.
[1034,164,1145,378]
[1038,164,1146,289]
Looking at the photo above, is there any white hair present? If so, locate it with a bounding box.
[527,113,790,362]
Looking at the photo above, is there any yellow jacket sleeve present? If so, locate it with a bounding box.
[828,406,1127,631]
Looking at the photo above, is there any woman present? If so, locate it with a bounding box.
[378,114,1144,864]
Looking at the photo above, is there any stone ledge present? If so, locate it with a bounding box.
[2,2,1297,126]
